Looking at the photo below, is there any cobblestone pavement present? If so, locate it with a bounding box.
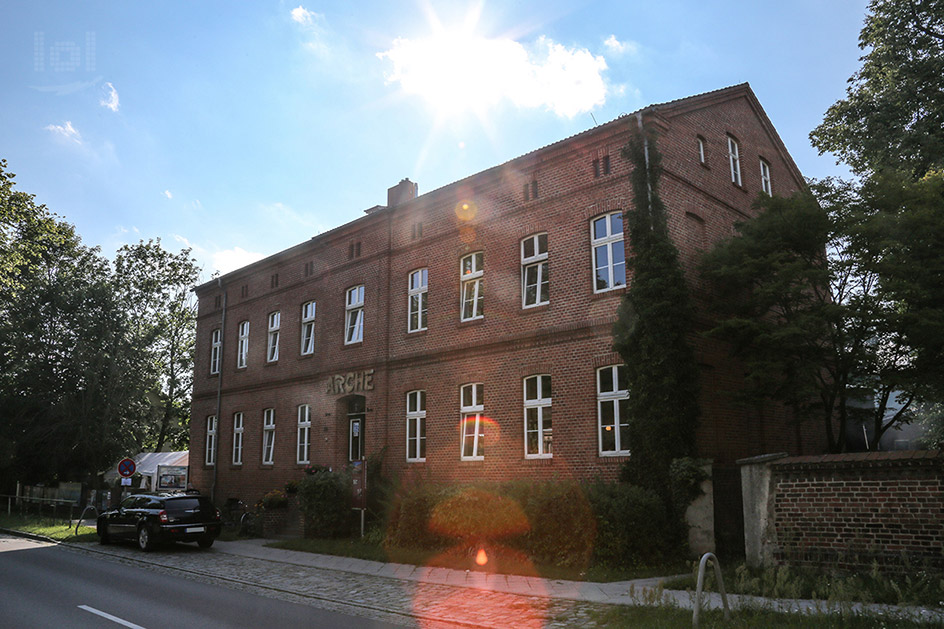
[61,541,618,628]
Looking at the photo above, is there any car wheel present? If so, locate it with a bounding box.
[97,522,110,545]
[197,537,214,549]
[137,524,154,552]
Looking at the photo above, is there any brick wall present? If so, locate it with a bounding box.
[189,84,824,516]
[768,451,944,572]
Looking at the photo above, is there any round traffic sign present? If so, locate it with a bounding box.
[118,457,136,478]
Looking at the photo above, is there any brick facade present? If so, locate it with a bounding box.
[770,451,944,572]
[190,84,824,538]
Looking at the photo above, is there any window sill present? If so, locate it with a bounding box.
[342,341,364,349]
[460,457,484,462]
[525,455,553,462]
[521,302,550,313]
[299,352,315,360]
[407,328,428,336]
[459,317,484,326]
[591,286,626,299]
[230,464,243,470]
[264,360,279,367]
[406,459,427,464]
[599,452,631,458]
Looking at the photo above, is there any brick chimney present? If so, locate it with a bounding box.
[387,178,418,207]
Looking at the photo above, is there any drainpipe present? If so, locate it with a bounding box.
[211,279,227,502]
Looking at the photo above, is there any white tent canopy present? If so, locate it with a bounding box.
[104,451,189,489]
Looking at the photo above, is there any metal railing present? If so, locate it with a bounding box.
[2,494,79,524]
[693,552,731,628]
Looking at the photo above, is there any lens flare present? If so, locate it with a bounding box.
[455,200,478,221]
[475,547,488,566]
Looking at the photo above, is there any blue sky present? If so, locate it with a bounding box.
[0,0,868,277]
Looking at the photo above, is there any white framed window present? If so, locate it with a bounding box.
[297,404,311,464]
[591,212,626,293]
[524,375,552,458]
[300,301,316,355]
[460,383,484,460]
[521,233,549,308]
[728,135,742,186]
[460,252,484,321]
[262,408,275,465]
[597,365,630,455]
[406,390,426,462]
[759,159,772,195]
[237,321,249,368]
[205,415,217,466]
[345,285,364,344]
[232,412,243,465]
[408,269,428,333]
[267,312,280,362]
[697,136,706,164]
[209,329,221,375]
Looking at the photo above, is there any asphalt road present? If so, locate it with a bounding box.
[0,534,402,628]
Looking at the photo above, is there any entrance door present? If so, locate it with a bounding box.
[347,395,365,461]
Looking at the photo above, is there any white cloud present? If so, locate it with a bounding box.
[291,6,319,26]
[100,82,120,112]
[44,120,82,144]
[163,189,173,199]
[378,34,608,118]
[212,247,266,276]
[604,35,639,56]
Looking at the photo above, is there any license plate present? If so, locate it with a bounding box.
[185,526,205,533]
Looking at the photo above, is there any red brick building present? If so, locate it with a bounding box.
[190,84,823,549]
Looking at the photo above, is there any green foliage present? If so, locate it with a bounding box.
[810,0,944,178]
[503,480,596,568]
[384,480,676,569]
[297,468,353,538]
[585,481,673,568]
[700,179,938,452]
[259,489,288,510]
[613,124,699,489]
[730,561,944,607]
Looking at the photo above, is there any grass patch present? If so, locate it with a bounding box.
[587,605,939,628]
[0,513,97,543]
[267,535,688,583]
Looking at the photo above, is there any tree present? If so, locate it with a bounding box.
[612,124,700,487]
[810,0,944,177]
[700,179,932,452]
[114,240,199,452]
[0,194,148,484]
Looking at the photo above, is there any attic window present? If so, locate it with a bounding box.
[304,261,314,277]
[270,273,279,289]
[348,241,362,259]
[411,222,423,240]
[240,284,248,298]
[697,136,706,165]
[214,295,221,309]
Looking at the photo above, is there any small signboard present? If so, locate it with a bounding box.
[157,465,188,491]
[351,460,367,509]
[120,477,132,486]
[117,457,136,478]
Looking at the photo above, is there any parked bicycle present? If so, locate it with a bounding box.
[221,498,256,536]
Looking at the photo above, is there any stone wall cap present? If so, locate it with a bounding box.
[736,452,789,465]
[772,450,943,468]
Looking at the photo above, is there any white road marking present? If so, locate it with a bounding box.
[77,605,147,629]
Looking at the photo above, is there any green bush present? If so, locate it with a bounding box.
[383,480,675,570]
[586,481,673,567]
[385,482,452,549]
[504,480,596,568]
[259,489,288,510]
[297,469,353,538]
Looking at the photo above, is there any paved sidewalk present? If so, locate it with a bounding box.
[213,538,673,605]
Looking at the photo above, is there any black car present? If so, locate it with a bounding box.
[97,493,221,551]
